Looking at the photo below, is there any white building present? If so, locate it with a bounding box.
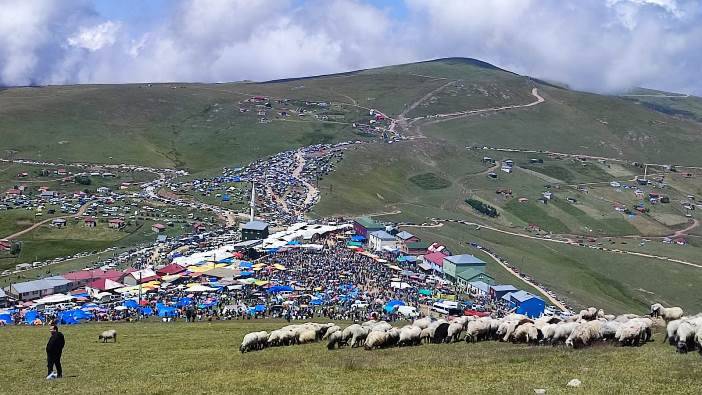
[368,230,398,251]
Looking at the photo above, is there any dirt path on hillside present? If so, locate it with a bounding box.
[671,219,699,238]
[3,204,89,240]
[293,152,319,209]
[431,218,702,269]
[480,248,567,311]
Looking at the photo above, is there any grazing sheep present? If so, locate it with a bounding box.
[432,322,451,344]
[341,324,361,345]
[420,327,432,344]
[240,332,260,353]
[578,307,598,321]
[551,322,579,345]
[386,328,401,347]
[298,329,317,344]
[666,319,683,346]
[617,320,648,347]
[398,325,422,347]
[695,327,702,356]
[365,330,389,350]
[614,314,639,323]
[350,327,369,348]
[447,322,464,343]
[369,321,393,332]
[650,303,684,322]
[675,321,697,353]
[465,319,491,343]
[322,325,341,340]
[601,321,621,342]
[327,331,343,350]
[413,317,434,330]
[566,320,603,348]
[513,323,540,344]
[98,329,117,343]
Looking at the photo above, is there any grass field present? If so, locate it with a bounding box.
[1,320,701,394]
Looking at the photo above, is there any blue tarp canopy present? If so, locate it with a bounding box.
[310,298,323,306]
[176,297,192,308]
[156,303,177,317]
[384,300,405,313]
[24,310,43,324]
[57,309,93,325]
[123,299,139,309]
[239,262,253,269]
[267,285,294,294]
[0,313,13,324]
[239,271,253,277]
[351,235,366,242]
[139,307,154,316]
[221,194,231,201]
[254,304,266,313]
[72,293,89,298]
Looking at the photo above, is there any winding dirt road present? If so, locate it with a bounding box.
[3,204,89,240]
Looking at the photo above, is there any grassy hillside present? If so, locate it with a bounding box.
[2,321,701,395]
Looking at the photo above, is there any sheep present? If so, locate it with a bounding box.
[98,329,117,343]
[369,321,393,332]
[695,326,702,356]
[254,331,269,350]
[365,330,389,350]
[578,307,598,321]
[614,314,639,323]
[350,327,369,348]
[675,321,697,353]
[447,322,464,343]
[601,321,621,342]
[240,332,260,353]
[617,320,648,347]
[465,318,491,343]
[322,325,341,340]
[398,325,422,347]
[566,320,603,348]
[650,303,684,322]
[500,319,533,342]
[666,319,683,346]
[341,324,361,345]
[413,317,434,329]
[327,331,343,350]
[431,322,451,344]
[298,329,317,344]
[420,327,432,344]
[550,322,579,345]
[386,328,401,347]
[513,323,540,344]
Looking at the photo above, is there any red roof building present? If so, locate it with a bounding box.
[156,264,186,276]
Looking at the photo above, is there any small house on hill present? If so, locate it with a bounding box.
[52,218,67,228]
[152,223,166,233]
[108,219,125,229]
[502,290,545,318]
[84,217,97,228]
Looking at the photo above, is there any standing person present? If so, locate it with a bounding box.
[46,324,65,379]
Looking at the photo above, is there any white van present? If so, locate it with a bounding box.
[396,305,419,318]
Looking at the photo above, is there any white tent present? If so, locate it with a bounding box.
[34,293,75,305]
[390,281,411,290]
[187,284,218,293]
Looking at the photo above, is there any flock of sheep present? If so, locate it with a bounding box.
[240,303,702,355]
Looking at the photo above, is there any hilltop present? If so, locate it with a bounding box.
[2,57,702,312]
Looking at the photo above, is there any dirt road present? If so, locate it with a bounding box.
[3,204,89,240]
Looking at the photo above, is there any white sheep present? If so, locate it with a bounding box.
[98,329,117,343]
[616,320,648,347]
[365,330,389,350]
[550,322,579,345]
[327,330,343,350]
[650,303,684,322]
[566,320,603,348]
[240,332,260,353]
[512,323,539,344]
[675,321,697,353]
[695,326,702,356]
[298,329,317,344]
[614,313,639,323]
[666,319,683,346]
[322,325,341,340]
[420,327,432,344]
[413,317,434,329]
[447,322,464,343]
[465,318,490,343]
[578,307,598,321]
[601,320,621,342]
[398,325,422,346]
[350,327,369,348]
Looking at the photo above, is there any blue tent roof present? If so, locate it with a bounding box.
[177,297,193,307]
[268,285,294,293]
[139,307,154,316]
[254,304,266,313]
[123,299,139,309]
[0,313,13,324]
[24,310,43,324]
[239,271,253,277]
[239,262,253,269]
[384,300,405,312]
[351,235,366,241]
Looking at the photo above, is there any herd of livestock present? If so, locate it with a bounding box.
[239,303,702,356]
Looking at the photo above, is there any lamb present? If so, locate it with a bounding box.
[322,325,341,340]
[398,325,422,347]
[327,331,343,350]
[98,329,117,343]
[420,327,432,344]
[566,320,603,348]
[650,303,684,322]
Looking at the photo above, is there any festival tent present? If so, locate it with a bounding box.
[123,299,139,309]
[24,310,43,325]
[156,304,177,317]
[254,280,269,286]
[139,307,154,316]
[418,289,433,296]
[384,300,406,313]
[187,284,218,293]
[0,313,13,324]
[34,293,75,305]
[239,278,256,285]
[346,241,363,247]
[267,285,294,294]
[176,297,193,307]
[238,262,253,269]
[350,235,366,242]
[390,281,411,290]
[273,264,286,271]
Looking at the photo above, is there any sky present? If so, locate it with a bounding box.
[0,0,700,94]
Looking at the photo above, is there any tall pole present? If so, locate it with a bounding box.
[249,182,256,222]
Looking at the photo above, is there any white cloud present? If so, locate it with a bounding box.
[67,21,121,51]
[0,0,699,95]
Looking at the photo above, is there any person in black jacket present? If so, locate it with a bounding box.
[46,324,65,379]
